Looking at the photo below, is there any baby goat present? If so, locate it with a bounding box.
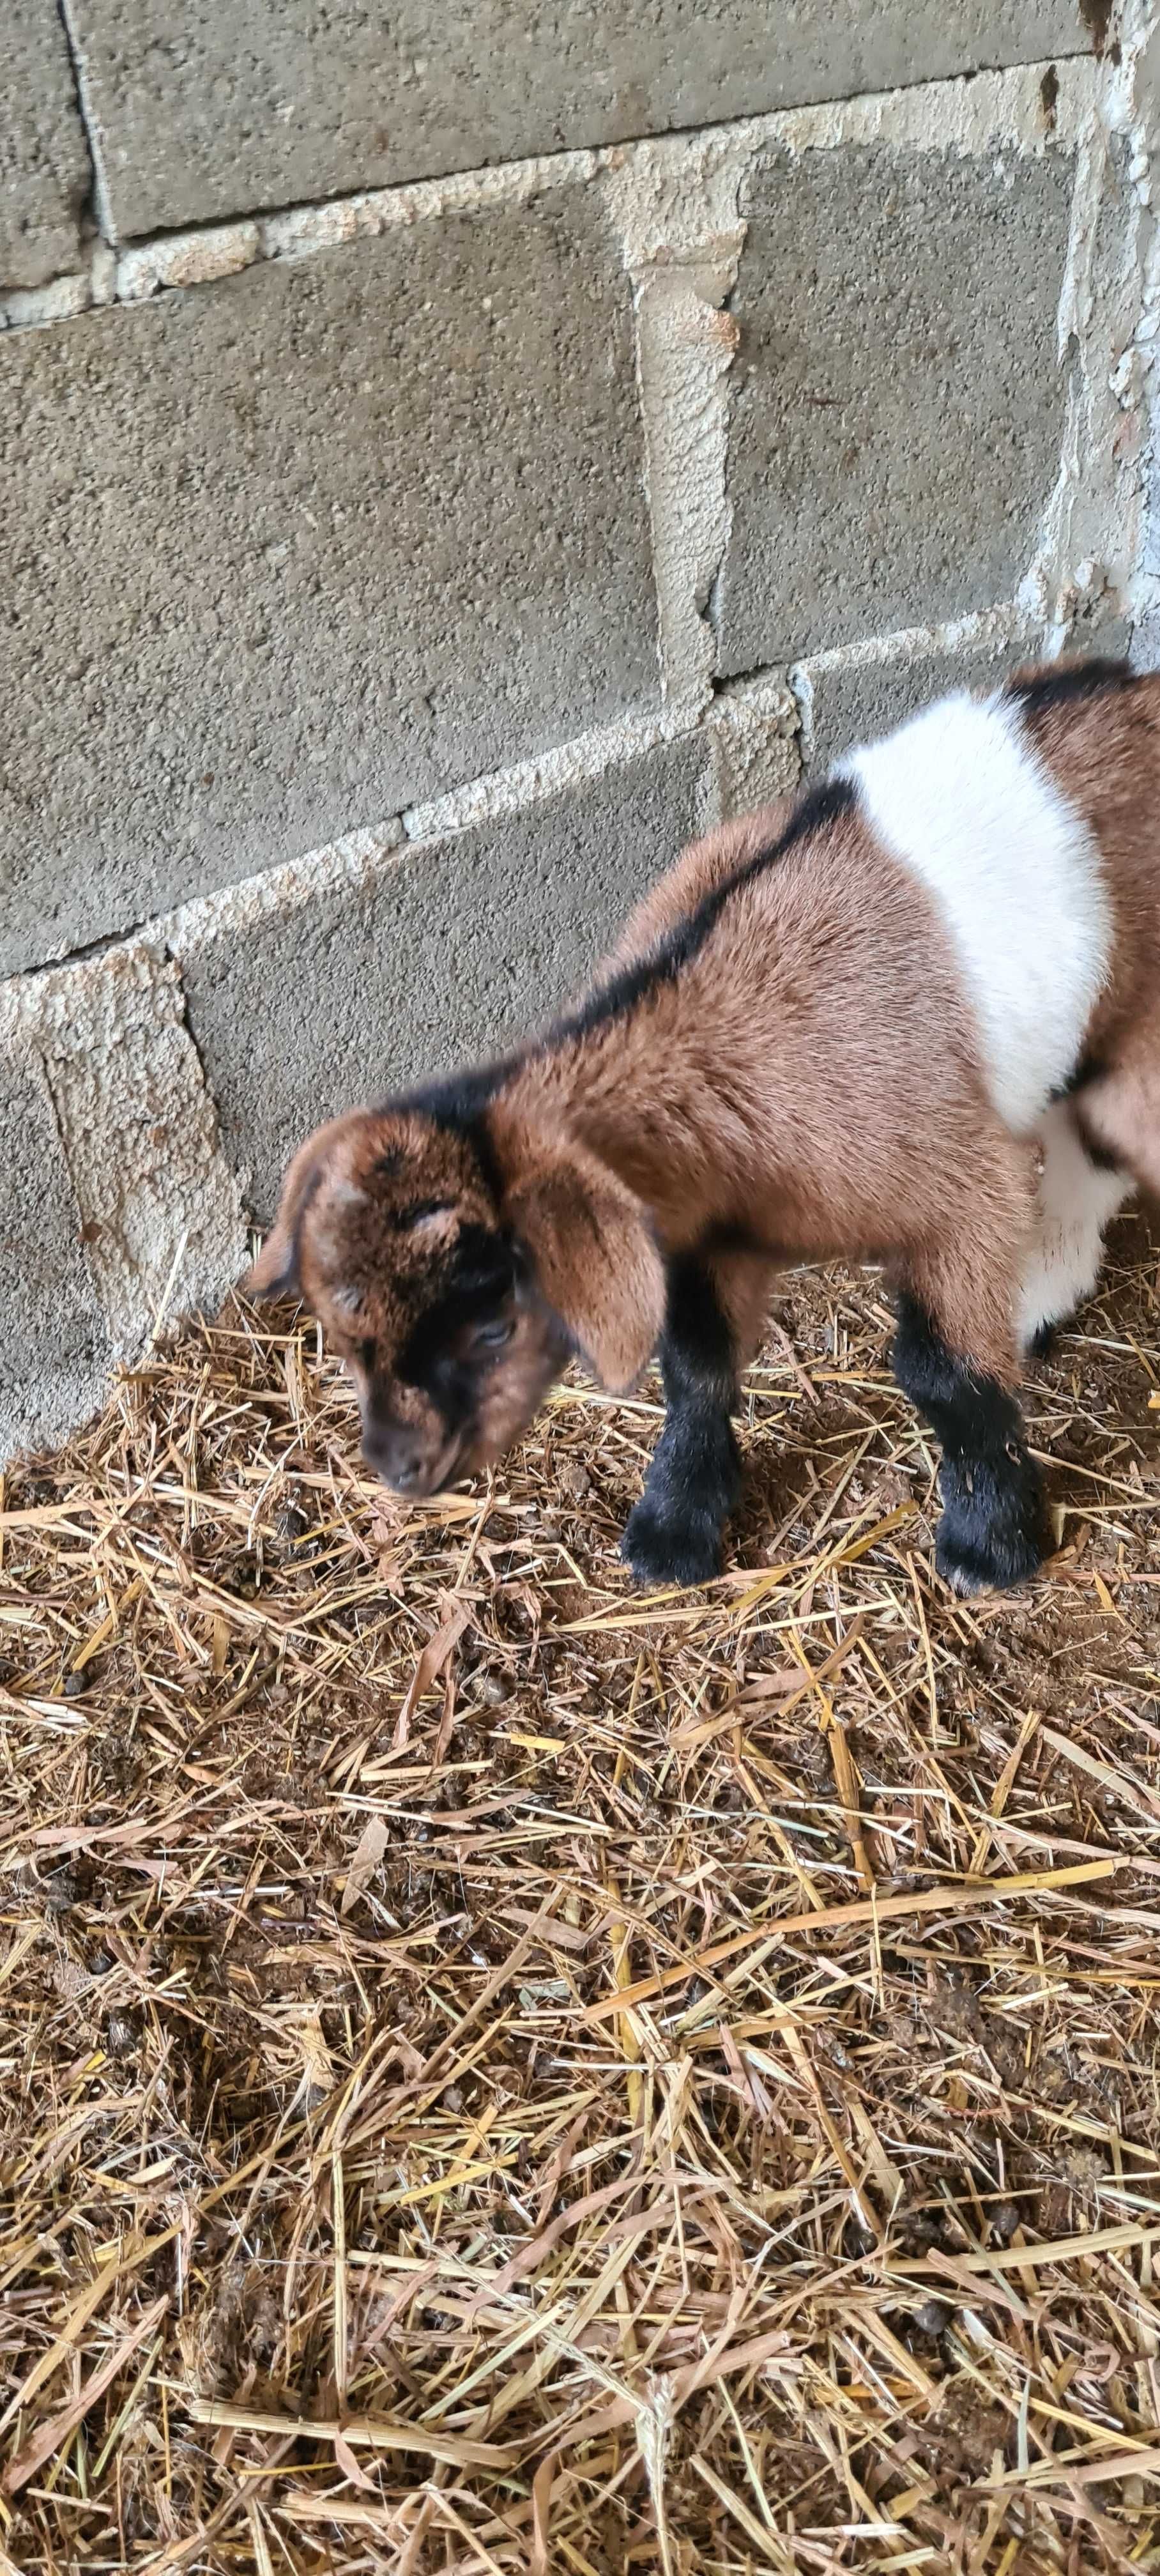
[246,656,1159,1597]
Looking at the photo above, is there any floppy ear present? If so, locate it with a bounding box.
[505,1145,666,1392]
[242,1114,362,1302]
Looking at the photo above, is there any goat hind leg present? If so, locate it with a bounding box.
[894,1227,1046,1598]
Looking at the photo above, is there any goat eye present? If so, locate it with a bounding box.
[473,1317,513,1352]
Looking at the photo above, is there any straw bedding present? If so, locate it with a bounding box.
[4,1222,1160,2572]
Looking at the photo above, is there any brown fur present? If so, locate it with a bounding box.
[248,657,1160,1529]
[491,794,1032,1386]
[502,1133,667,1389]
[244,1110,566,1485]
[594,806,795,1367]
[606,801,797,967]
[1018,671,1160,1191]
[246,1110,490,1350]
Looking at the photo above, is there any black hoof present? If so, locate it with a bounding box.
[935,1459,1047,1597]
[620,1498,722,1590]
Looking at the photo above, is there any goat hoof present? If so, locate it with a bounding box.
[620,1499,721,1590]
[935,1503,1044,1597]
[933,1446,1046,1598]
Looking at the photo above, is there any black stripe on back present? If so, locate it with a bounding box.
[397,1066,507,1125]
[1008,656,1132,717]
[383,1065,508,1192]
[381,775,855,1142]
[552,774,858,1046]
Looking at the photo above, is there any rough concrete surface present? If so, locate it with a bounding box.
[796,622,1033,774]
[67,0,1092,239]
[24,941,248,1353]
[174,732,709,1221]
[1,0,90,287]
[1133,602,1160,670]
[717,141,1076,671]
[0,1041,112,1463]
[0,185,655,975]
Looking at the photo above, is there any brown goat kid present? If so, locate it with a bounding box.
[247,657,1160,1595]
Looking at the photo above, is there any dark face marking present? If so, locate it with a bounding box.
[386,1225,521,1448]
[337,1222,531,1491]
[283,1111,570,1497]
[354,1258,569,1498]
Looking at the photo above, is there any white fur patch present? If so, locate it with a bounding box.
[843,691,1111,1135]
[1019,1099,1133,1349]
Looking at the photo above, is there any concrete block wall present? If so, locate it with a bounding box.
[3,1,1159,1457]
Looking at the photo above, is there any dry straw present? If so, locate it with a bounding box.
[4,1222,1160,2570]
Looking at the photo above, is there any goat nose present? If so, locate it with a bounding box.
[364,1425,426,1492]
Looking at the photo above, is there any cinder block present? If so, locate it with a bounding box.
[1,0,89,287]
[26,940,248,1353]
[68,0,1088,238]
[797,625,1032,774]
[0,1039,112,1462]
[0,187,655,975]
[173,731,710,1222]
[717,142,1075,671]
[1087,615,1133,664]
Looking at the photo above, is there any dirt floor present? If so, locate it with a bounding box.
[4,1220,1160,2573]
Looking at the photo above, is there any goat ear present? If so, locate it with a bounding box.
[244,1230,300,1302]
[242,1116,358,1303]
[506,1148,666,1392]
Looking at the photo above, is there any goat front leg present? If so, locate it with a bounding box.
[621,1250,771,1588]
[893,1234,1046,1597]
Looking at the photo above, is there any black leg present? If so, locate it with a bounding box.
[892,1294,1046,1596]
[620,1255,742,1587]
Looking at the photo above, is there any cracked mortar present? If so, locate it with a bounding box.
[607,135,752,711]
